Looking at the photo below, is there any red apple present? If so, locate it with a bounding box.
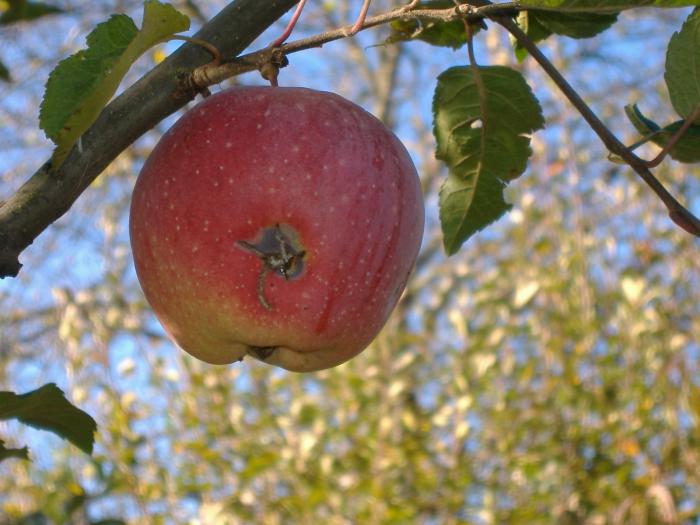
[129,86,424,372]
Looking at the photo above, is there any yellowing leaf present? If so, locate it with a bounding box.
[40,1,189,168]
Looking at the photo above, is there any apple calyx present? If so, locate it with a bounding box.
[235,223,306,310]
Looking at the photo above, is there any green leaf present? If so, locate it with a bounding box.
[517,0,700,13]
[0,59,10,82]
[513,10,616,59]
[0,438,29,463]
[0,0,63,25]
[625,103,700,163]
[0,383,97,454]
[387,0,477,49]
[665,7,700,122]
[433,66,544,254]
[39,0,190,167]
[531,11,618,37]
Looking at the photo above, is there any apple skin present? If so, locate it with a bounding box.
[129,86,424,372]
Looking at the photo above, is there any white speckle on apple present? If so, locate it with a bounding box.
[195,169,200,175]
[292,145,299,152]
[228,178,234,185]
[175,225,181,231]
[268,166,275,173]
[192,245,199,253]
[225,141,232,148]
[256,123,262,129]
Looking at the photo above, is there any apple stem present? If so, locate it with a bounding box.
[260,61,280,87]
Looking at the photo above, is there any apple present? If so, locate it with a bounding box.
[129,86,424,372]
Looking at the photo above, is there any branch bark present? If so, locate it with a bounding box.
[0,0,299,278]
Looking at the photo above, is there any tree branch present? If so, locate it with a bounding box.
[492,12,700,236]
[0,0,299,278]
[188,2,519,89]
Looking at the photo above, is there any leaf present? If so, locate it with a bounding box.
[665,7,700,122]
[0,0,63,25]
[0,59,10,82]
[517,0,700,13]
[39,0,190,168]
[433,66,544,254]
[0,383,97,454]
[513,10,617,59]
[0,438,29,463]
[531,11,618,38]
[625,103,700,163]
[387,0,478,49]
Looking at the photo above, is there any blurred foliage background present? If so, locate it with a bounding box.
[1,1,700,524]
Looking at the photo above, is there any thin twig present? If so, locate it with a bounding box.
[494,14,700,236]
[348,0,372,36]
[643,103,700,168]
[189,2,520,89]
[271,0,307,47]
[168,35,221,64]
